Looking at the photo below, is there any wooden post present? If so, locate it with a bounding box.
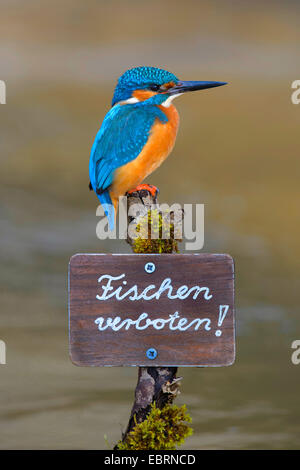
[120,185,184,443]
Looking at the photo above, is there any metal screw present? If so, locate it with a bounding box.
[146,348,157,360]
[145,262,155,273]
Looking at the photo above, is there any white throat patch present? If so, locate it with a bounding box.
[120,97,140,105]
[161,93,182,108]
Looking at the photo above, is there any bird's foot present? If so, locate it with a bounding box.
[127,184,159,198]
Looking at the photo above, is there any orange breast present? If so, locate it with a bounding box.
[111,104,179,202]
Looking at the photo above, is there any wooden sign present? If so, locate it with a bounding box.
[68,254,235,367]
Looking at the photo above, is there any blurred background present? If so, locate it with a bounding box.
[1,0,300,449]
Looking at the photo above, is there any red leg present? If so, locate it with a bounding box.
[127,184,159,198]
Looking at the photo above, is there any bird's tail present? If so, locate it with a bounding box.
[97,190,115,231]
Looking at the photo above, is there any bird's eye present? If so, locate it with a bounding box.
[148,84,161,92]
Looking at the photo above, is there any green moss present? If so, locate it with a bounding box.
[132,209,181,254]
[116,403,193,450]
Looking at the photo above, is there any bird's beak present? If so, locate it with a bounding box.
[166,80,227,95]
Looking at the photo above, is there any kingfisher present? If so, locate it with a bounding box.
[89,66,226,229]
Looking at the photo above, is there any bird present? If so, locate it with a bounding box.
[89,66,226,229]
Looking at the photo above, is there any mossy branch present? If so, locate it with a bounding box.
[114,186,193,450]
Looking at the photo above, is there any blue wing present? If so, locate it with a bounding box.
[89,100,168,229]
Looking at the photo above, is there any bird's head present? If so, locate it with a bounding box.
[112,66,227,107]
